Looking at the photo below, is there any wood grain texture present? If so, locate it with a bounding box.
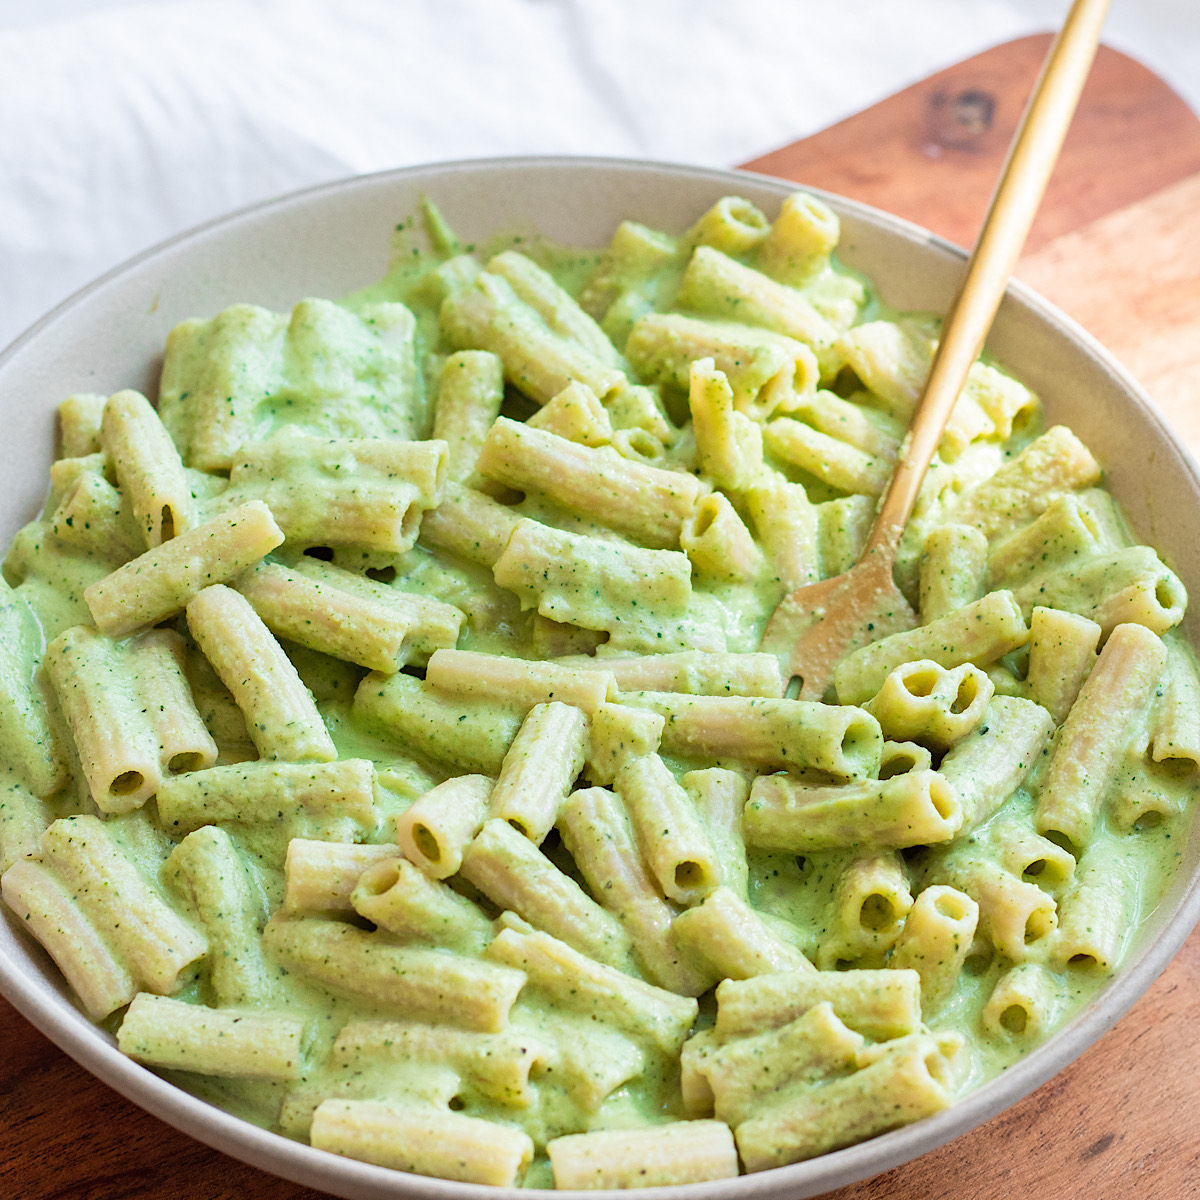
[743,34,1200,253]
[6,34,1200,1200]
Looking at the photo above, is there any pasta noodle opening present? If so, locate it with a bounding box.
[1042,829,1080,861]
[674,860,708,891]
[1134,810,1165,831]
[160,504,177,542]
[950,675,980,716]
[999,1004,1029,1035]
[1067,952,1102,971]
[900,666,939,698]
[109,770,145,796]
[840,716,883,775]
[934,892,971,923]
[1023,907,1055,945]
[412,825,442,864]
[167,751,206,775]
[303,546,334,561]
[366,566,396,583]
[858,893,897,933]
[927,777,956,821]
[359,861,401,897]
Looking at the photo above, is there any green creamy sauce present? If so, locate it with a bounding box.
[6,197,1198,1183]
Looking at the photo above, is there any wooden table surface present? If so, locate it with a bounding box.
[5,33,1200,1200]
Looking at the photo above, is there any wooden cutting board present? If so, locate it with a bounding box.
[4,34,1200,1200]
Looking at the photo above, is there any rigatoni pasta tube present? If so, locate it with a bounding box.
[263,915,525,1032]
[0,768,46,872]
[128,629,219,776]
[186,585,335,763]
[948,425,1102,539]
[938,697,1054,831]
[440,271,624,405]
[283,557,463,663]
[39,815,207,995]
[396,774,493,879]
[485,702,589,842]
[568,650,784,699]
[735,1037,954,1171]
[0,857,136,1019]
[461,818,631,967]
[230,434,446,509]
[746,477,820,592]
[756,190,840,286]
[493,519,693,645]
[43,625,162,813]
[418,483,523,568]
[426,650,614,716]
[622,691,882,779]
[1025,606,1100,723]
[100,389,195,546]
[352,856,493,954]
[685,195,770,256]
[765,417,893,496]
[84,500,284,637]
[683,768,750,900]
[283,839,400,914]
[527,381,614,446]
[614,752,721,905]
[234,562,415,673]
[919,524,988,622]
[834,590,1029,706]
[985,494,1105,589]
[331,1020,549,1108]
[714,968,922,1041]
[117,994,304,1081]
[699,1002,863,1126]
[680,493,762,582]
[743,769,961,852]
[157,759,376,838]
[926,849,1056,961]
[672,886,813,980]
[490,251,621,365]
[475,417,704,549]
[676,246,839,365]
[889,885,979,1014]
[432,349,504,482]
[1037,622,1168,855]
[688,357,764,493]
[1052,855,1134,973]
[558,786,713,995]
[166,826,271,1006]
[585,703,663,786]
[1010,546,1186,637]
[818,851,913,967]
[982,963,1061,1041]
[485,924,698,1053]
[548,1121,739,1190]
[354,671,521,775]
[311,1100,534,1188]
[863,660,993,750]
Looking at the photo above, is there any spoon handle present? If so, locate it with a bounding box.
[862,0,1112,560]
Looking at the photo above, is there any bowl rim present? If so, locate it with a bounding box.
[2,151,1200,1200]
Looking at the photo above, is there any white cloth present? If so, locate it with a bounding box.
[2,0,1197,346]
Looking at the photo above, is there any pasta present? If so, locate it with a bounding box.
[1,189,1196,1191]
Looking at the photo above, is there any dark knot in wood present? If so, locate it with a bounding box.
[925,87,997,153]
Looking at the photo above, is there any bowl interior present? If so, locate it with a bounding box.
[2,156,1199,1200]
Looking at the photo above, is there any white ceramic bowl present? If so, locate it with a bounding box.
[2,156,1199,1199]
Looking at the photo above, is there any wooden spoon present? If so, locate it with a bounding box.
[760,0,1112,699]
